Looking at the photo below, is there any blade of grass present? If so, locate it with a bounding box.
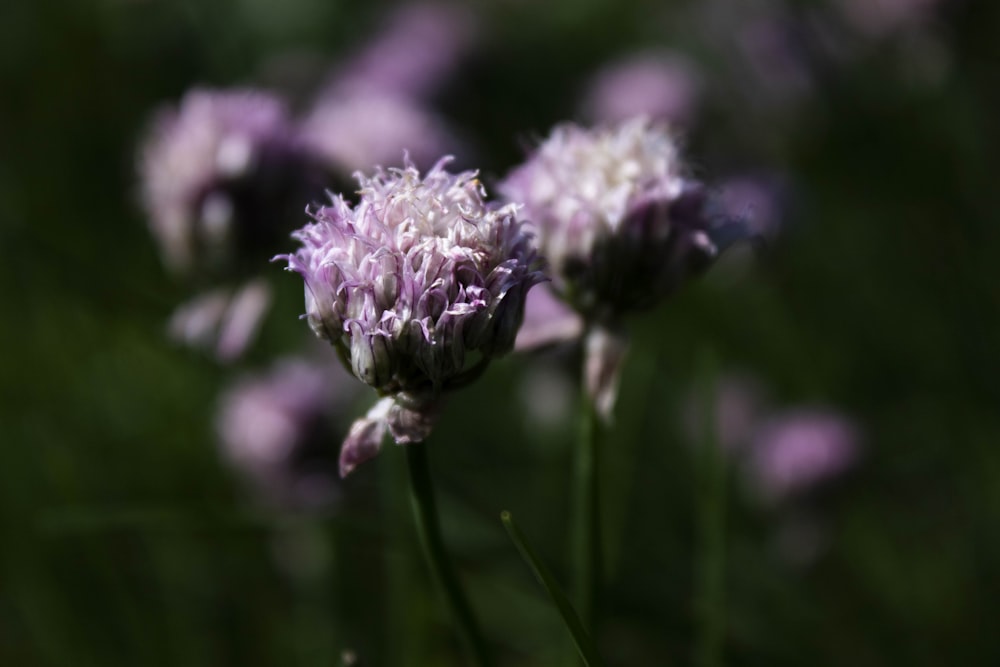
[501,511,605,667]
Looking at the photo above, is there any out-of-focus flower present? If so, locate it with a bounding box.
[500,118,751,419]
[326,2,477,102]
[279,157,544,475]
[138,88,327,277]
[683,374,861,502]
[298,2,474,179]
[747,408,861,501]
[580,51,702,127]
[500,117,746,323]
[514,284,583,352]
[167,279,273,362]
[300,92,459,176]
[216,358,356,508]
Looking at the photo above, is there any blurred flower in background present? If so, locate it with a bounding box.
[138,88,326,278]
[500,118,738,322]
[216,356,358,509]
[300,92,460,176]
[323,2,477,101]
[514,283,583,352]
[502,117,752,418]
[166,279,273,362]
[685,373,863,503]
[579,50,702,128]
[138,88,331,360]
[301,2,476,176]
[748,407,861,502]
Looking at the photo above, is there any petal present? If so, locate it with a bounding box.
[339,397,393,477]
[514,285,584,352]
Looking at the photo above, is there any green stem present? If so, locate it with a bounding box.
[572,380,603,631]
[694,349,726,667]
[405,441,492,667]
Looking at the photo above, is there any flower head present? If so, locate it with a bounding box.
[280,157,544,473]
[139,88,326,277]
[501,118,754,421]
[499,117,746,324]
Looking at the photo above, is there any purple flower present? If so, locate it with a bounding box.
[580,51,702,126]
[167,279,273,362]
[500,118,751,419]
[138,88,326,277]
[279,157,544,474]
[325,2,477,102]
[216,358,356,508]
[748,408,861,501]
[500,117,743,323]
[514,284,583,352]
[300,92,459,176]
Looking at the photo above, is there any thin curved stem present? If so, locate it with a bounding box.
[502,511,606,667]
[405,441,493,667]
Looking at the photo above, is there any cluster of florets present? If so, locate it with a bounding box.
[280,159,544,468]
[500,117,734,324]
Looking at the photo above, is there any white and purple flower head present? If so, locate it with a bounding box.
[501,118,751,419]
[499,117,748,324]
[279,157,544,475]
[139,88,326,277]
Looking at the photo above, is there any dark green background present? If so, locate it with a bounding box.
[2,0,999,665]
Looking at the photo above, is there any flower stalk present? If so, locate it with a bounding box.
[405,441,492,667]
